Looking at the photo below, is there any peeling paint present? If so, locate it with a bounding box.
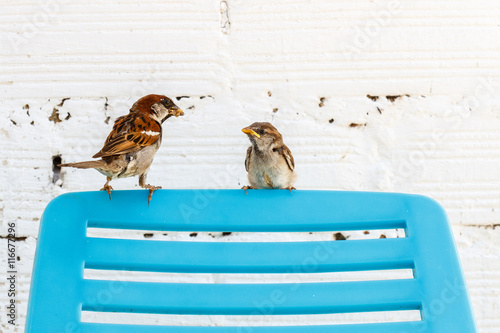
[319,97,326,107]
[386,95,401,102]
[49,108,62,123]
[57,97,70,107]
[334,232,348,240]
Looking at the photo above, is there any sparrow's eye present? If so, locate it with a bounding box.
[257,129,265,135]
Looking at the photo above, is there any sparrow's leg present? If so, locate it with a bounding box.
[241,185,256,194]
[282,186,296,194]
[100,177,113,199]
[139,173,162,205]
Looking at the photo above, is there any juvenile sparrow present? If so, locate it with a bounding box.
[241,122,297,193]
[59,94,184,204]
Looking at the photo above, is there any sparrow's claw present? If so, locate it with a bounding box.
[143,184,162,205]
[100,184,114,199]
[283,186,296,194]
[242,185,256,194]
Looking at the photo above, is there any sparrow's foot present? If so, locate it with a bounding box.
[100,177,113,199]
[283,186,296,194]
[100,184,114,199]
[242,185,256,194]
[142,184,162,205]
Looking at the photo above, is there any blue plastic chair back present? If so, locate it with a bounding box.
[26,190,477,332]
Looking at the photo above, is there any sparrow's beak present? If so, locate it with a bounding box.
[169,106,184,117]
[242,127,260,138]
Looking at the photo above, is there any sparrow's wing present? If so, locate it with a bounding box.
[93,114,161,158]
[245,146,252,172]
[281,144,295,171]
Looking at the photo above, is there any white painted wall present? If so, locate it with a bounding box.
[1,0,500,331]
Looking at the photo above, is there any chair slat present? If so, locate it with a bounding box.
[85,237,414,273]
[80,321,428,333]
[84,190,408,232]
[82,279,421,315]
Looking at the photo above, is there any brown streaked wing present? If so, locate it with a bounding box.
[93,114,161,158]
[245,146,252,172]
[281,144,295,171]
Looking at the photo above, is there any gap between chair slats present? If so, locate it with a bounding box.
[86,229,407,241]
[81,310,421,327]
[83,268,415,283]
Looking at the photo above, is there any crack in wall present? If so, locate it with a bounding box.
[0,235,27,241]
[462,224,500,230]
[220,1,231,34]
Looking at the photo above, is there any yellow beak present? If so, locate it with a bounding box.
[169,106,184,117]
[242,127,260,138]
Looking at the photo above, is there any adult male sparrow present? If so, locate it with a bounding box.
[241,122,297,193]
[59,94,184,204]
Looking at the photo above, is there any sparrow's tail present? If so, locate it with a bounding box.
[59,160,105,169]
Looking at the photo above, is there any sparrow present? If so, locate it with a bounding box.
[59,94,184,204]
[241,122,297,193]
